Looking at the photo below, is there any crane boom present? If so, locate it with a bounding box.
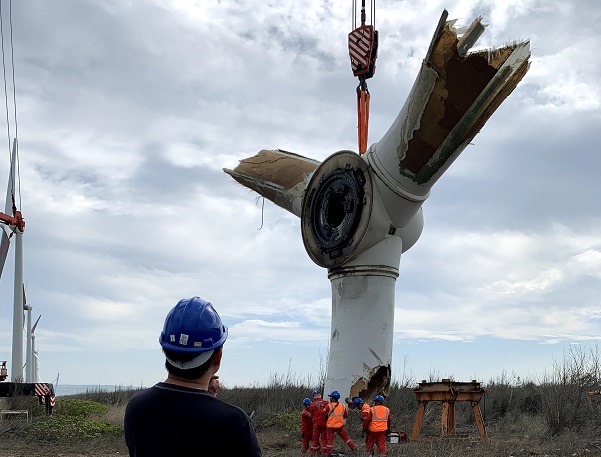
[0,209,24,232]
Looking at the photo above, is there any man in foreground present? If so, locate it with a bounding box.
[124,296,262,456]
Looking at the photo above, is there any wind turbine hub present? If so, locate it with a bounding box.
[302,151,375,268]
[308,167,365,255]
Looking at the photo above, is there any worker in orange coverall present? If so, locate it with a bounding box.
[309,389,329,455]
[324,391,357,455]
[301,398,313,454]
[363,395,391,456]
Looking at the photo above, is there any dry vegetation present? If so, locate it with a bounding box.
[2,346,601,456]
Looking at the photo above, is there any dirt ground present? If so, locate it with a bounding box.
[0,437,127,457]
[3,428,601,457]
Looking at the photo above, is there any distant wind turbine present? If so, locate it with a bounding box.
[24,283,41,383]
[0,138,26,382]
[30,314,42,382]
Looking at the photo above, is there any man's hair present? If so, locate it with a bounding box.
[163,349,214,380]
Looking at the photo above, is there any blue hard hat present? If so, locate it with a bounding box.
[303,398,312,405]
[329,390,341,400]
[159,297,228,354]
[312,389,321,396]
[374,395,384,403]
[353,397,364,406]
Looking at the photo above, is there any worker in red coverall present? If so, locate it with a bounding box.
[361,401,371,422]
[324,391,357,455]
[353,397,371,445]
[309,389,329,455]
[301,398,313,454]
[353,397,371,422]
[363,395,391,456]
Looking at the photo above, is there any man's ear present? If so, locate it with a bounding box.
[212,346,223,366]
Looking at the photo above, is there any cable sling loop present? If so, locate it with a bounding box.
[357,78,370,154]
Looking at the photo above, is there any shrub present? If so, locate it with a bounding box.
[26,416,122,441]
[257,410,299,433]
[23,398,123,442]
[53,399,109,418]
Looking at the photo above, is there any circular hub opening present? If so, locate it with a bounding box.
[307,166,365,260]
[325,189,346,228]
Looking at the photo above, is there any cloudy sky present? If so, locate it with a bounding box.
[0,0,599,392]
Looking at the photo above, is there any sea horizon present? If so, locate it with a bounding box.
[54,384,146,397]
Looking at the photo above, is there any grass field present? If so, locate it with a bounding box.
[1,379,601,456]
[1,412,601,457]
[3,347,601,456]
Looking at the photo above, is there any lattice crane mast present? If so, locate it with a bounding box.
[348,0,378,154]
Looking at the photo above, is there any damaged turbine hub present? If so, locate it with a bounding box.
[223,10,530,401]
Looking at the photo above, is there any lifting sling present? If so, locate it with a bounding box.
[348,0,378,154]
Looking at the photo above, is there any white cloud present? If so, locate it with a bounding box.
[0,0,598,388]
[569,249,601,278]
[481,268,564,294]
